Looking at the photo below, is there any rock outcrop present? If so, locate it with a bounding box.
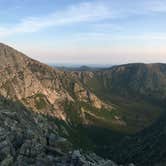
[0,43,114,125]
[0,97,133,166]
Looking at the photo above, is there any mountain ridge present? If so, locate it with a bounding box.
[1,43,166,165]
[0,43,114,123]
[0,43,125,166]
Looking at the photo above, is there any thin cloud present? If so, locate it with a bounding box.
[145,0,166,12]
[72,32,166,41]
[0,2,113,37]
[1,0,166,38]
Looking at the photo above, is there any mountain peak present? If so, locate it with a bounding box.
[0,42,7,47]
[0,43,29,69]
[0,43,17,52]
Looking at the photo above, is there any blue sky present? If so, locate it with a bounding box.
[1,0,166,65]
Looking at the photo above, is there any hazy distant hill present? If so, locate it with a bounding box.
[54,65,113,72]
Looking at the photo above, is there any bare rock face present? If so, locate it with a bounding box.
[0,43,122,165]
[73,82,110,109]
[0,43,113,123]
[0,44,68,120]
[0,84,124,165]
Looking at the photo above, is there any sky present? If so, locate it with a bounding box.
[1,0,166,65]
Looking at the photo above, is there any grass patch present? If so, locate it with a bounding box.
[34,93,47,110]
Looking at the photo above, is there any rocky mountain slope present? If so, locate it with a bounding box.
[70,63,166,132]
[84,63,166,101]
[1,43,166,166]
[0,95,126,166]
[0,43,113,123]
[69,63,166,166]
[0,43,134,166]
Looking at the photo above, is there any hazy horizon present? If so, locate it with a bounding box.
[1,0,166,64]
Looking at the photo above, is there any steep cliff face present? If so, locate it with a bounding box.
[80,63,166,101]
[68,63,166,166]
[0,43,134,166]
[0,43,113,124]
[70,63,166,132]
[0,43,66,120]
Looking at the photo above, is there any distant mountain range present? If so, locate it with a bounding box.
[0,43,166,165]
[52,64,115,72]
